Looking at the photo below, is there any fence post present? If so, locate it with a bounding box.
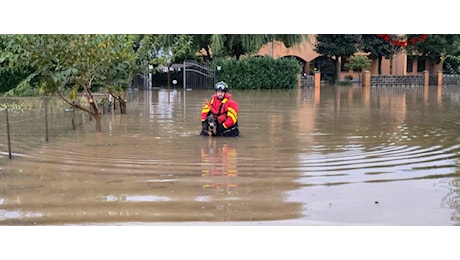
[183,60,186,90]
[45,98,49,142]
[437,70,443,87]
[5,107,12,159]
[363,70,371,88]
[314,71,321,88]
[423,70,429,87]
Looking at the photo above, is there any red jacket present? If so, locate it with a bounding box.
[201,93,238,129]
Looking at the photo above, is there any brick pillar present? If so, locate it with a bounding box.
[363,70,370,87]
[423,70,429,87]
[314,71,321,88]
[437,71,443,87]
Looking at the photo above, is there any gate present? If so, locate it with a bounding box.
[182,60,218,90]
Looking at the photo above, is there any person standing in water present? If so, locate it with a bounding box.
[200,81,239,137]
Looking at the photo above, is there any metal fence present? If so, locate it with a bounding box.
[182,61,218,90]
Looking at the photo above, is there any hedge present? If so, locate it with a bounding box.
[211,56,302,90]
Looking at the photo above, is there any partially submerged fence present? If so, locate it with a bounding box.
[441,74,460,85]
[0,95,116,160]
[370,74,424,86]
[0,97,83,160]
[364,71,460,87]
[300,75,315,88]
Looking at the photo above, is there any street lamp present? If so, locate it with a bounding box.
[216,65,221,83]
[172,79,177,86]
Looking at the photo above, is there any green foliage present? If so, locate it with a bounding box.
[314,34,361,81]
[0,102,26,111]
[337,74,353,86]
[337,80,352,86]
[0,34,141,131]
[361,34,400,59]
[444,54,460,74]
[361,34,396,74]
[315,34,361,59]
[211,56,301,89]
[345,55,371,72]
[192,34,308,61]
[0,34,137,97]
[0,67,39,95]
[406,34,458,62]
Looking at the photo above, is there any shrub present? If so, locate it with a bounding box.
[211,56,302,89]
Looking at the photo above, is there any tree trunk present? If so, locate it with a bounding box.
[335,56,340,82]
[119,99,127,114]
[85,88,103,132]
[389,55,393,75]
[88,100,102,132]
[204,46,211,63]
[94,111,102,132]
[111,93,127,114]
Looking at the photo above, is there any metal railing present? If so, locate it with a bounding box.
[182,61,218,90]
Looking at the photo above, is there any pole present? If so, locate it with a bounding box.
[183,60,186,90]
[45,97,49,142]
[6,107,12,159]
[183,60,186,119]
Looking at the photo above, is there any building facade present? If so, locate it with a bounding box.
[256,35,443,82]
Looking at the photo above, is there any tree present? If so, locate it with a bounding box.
[361,34,394,74]
[190,34,309,61]
[133,34,196,89]
[153,35,196,88]
[406,34,460,74]
[344,55,371,83]
[0,34,137,132]
[314,34,361,81]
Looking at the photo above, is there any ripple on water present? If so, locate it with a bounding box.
[295,144,460,185]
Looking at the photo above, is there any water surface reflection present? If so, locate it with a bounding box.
[1,85,460,225]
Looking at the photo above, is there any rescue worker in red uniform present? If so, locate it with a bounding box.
[200,81,239,137]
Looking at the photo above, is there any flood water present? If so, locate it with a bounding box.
[1,85,460,225]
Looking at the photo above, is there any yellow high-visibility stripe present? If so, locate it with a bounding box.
[201,104,210,114]
[227,107,237,122]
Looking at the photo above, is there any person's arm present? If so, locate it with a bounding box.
[201,100,211,121]
[221,101,238,129]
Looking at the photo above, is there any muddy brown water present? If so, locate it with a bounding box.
[1,85,460,225]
